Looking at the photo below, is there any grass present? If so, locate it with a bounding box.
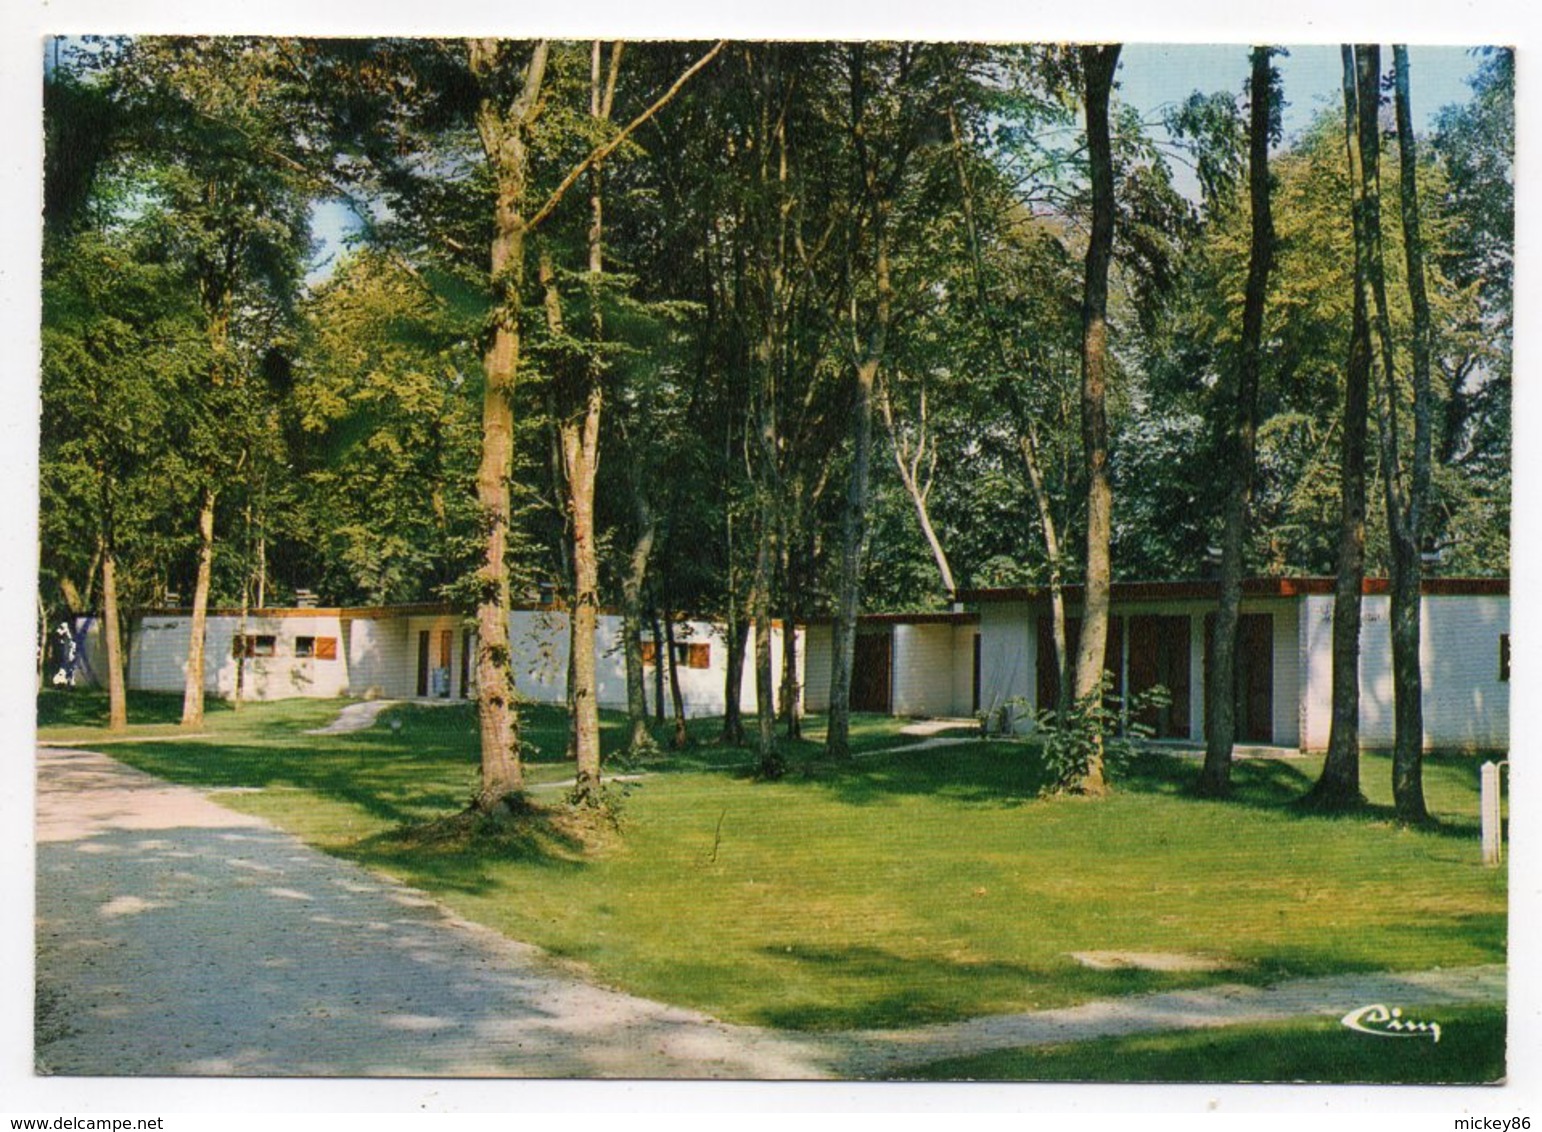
[37,687,1507,1036]
[890,1003,1507,1083]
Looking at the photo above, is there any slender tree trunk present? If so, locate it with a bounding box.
[721,615,750,745]
[662,609,688,748]
[1389,44,1435,823]
[101,543,126,733]
[827,354,878,760]
[622,487,656,753]
[778,553,801,740]
[878,380,956,599]
[1070,44,1121,797]
[1020,430,1070,719]
[465,37,548,809]
[1199,46,1276,797]
[180,484,215,729]
[563,394,603,799]
[650,602,666,724]
[752,509,778,769]
[1306,45,1373,811]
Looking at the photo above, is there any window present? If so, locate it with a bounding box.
[642,640,708,668]
[232,635,276,659]
[668,641,710,669]
[1501,634,1510,682]
[295,636,338,660]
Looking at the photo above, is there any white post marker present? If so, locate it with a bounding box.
[1480,760,1505,866]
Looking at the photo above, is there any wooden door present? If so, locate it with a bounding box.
[1203,612,1274,743]
[851,632,892,714]
[416,630,430,697]
[1127,614,1191,738]
[1237,614,1273,742]
[1036,615,1122,713]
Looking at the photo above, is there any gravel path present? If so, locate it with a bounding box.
[35,745,1506,1080]
[303,699,402,735]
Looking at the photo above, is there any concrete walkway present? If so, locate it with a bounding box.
[35,746,1505,1080]
[303,699,402,736]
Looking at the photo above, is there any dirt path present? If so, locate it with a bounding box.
[35,746,1505,1080]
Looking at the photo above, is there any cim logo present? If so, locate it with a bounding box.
[1340,1003,1442,1043]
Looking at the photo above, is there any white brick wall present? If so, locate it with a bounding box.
[125,613,353,701]
[1295,592,1507,751]
[802,625,833,712]
[952,625,979,717]
[977,602,1034,728]
[891,624,956,716]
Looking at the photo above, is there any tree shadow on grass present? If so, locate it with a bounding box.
[748,943,1230,1031]
[783,742,1049,808]
[37,687,235,729]
[340,802,595,896]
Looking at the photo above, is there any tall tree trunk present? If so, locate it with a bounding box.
[752,509,779,770]
[827,352,878,760]
[101,542,126,732]
[1200,46,1276,797]
[180,484,215,729]
[1020,430,1071,720]
[721,615,750,746]
[562,392,603,800]
[662,609,688,748]
[877,379,957,600]
[622,486,656,753]
[465,37,548,809]
[1354,44,1428,822]
[778,543,801,740]
[1306,45,1374,811]
[1070,44,1121,796]
[1389,44,1436,823]
[650,602,666,724]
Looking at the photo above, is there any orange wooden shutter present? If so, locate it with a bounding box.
[315,636,338,660]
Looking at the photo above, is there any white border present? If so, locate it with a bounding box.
[3,0,1537,1121]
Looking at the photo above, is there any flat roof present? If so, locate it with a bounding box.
[802,610,979,627]
[955,576,1510,604]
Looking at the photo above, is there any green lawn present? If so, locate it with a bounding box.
[891,1004,1507,1083]
[38,688,1507,1036]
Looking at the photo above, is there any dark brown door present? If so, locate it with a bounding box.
[460,632,472,699]
[416,630,430,697]
[1036,615,1123,713]
[1127,615,1191,738]
[971,633,981,715]
[1237,614,1273,742]
[851,632,892,714]
[1203,612,1274,743]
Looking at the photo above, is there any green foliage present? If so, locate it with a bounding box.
[1030,674,1172,793]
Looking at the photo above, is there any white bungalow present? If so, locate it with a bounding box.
[74,603,798,718]
[801,612,981,719]
[959,577,1510,752]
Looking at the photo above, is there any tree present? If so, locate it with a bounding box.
[1067,44,1121,797]
[1198,47,1279,797]
[1373,45,1435,823]
[41,230,201,730]
[1304,46,1376,811]
[99,37,315,729]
